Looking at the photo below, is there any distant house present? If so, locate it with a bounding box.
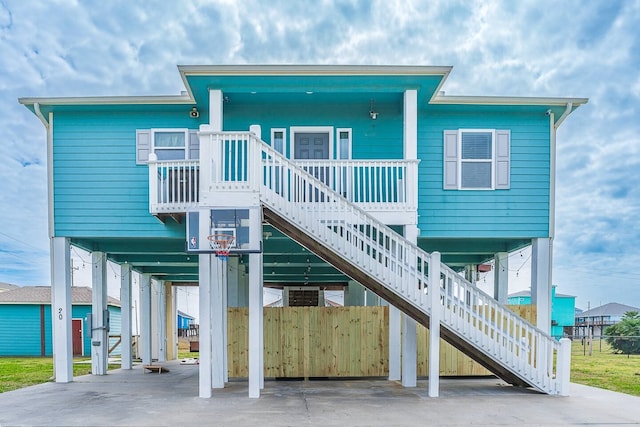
[574,302,640,338]
[508,286,576,338]
[0,282,18,293]
[0,286,121,357]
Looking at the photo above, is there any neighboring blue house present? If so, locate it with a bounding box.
[20,65,586,396]
[0,286,121,357]
[177,310,195,330]
[508,287,576,338]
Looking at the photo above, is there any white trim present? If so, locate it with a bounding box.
[290,126,334,160]
[270,128,287,156]
[430,95,588,106]
[179,64,453,77]
[335,128,352,159]
[458,129,496,190]
[47,113,54,237]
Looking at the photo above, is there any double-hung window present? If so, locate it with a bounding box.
[152,129,187,160]
[443,129,510,190]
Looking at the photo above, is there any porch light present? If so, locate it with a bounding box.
[369,99,378,120]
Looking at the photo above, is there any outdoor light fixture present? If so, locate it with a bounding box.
[189,107,199,118]
[369,99,378,120]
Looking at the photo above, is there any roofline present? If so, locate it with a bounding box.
[18,95,194,107]
[0,301,121,307]
[430,95,589,106]
[178,64,454,76]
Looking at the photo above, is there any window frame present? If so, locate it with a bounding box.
[458,129,496,190]
[151,128,189,160]
[271,128,287,156]
[336,128,352,160]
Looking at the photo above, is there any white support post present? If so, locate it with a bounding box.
[428,252,441,397]
[493,252,509,304]
[51,237,73,383]
[91,251,108,375]
[139,274,152,366]
[156,281,167,362]
[388,306,401,381]
[531,238,552,334]
[198,254,213,398]
[249,252,264,397]
[401,224,418,387]
[209,89,223,131]
[222,260,228,383]
[557,338,572,396]
[120,263,132,370]
[211,258,225,389]
[404,90,419,211]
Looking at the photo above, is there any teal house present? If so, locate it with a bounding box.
[508,287,576,338]
[19,65,586,397]
[0,286,121,357]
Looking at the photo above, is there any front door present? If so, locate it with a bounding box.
[294,133,330,196]
[294,132,330,160]
[72,319,83,356]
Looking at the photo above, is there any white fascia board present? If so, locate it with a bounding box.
[430,95,588,106]
[178,64,453,77]
[18,94,194,107]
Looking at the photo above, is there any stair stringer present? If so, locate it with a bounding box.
[263,206,533,389]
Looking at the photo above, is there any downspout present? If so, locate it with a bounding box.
[553,102,573,131]
[34,102,49,129]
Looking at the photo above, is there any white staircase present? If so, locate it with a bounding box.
[199,131,571,395]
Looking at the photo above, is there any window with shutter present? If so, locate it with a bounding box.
[136,128,199,163]
[443,129,510,190]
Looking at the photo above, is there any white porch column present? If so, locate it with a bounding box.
[198,254,213,398]
[249,252,264,397]
[155,280,167,362]
[222,261,229,383]
[139,274,152,366]
[531,238,552,334]
[428,252,441,397]
[209,89,223,131]
[388,306,401,381]
[91,252,108,375]
[401,225,419,387]
[211,258,225,389]
[120,263,132,369]
[51,237,73,383]
[493,252,509,304]
[403,89,417,160]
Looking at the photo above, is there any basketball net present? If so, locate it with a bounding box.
[207,234,235,261]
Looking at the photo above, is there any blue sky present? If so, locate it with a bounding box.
[1,0,639,311]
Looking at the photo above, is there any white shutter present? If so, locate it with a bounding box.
[189,130,199,160]
[443,130,459,189]
[136,130,151,164]
[495,130,510,189]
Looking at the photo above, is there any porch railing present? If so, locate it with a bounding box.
[148,155,200,213]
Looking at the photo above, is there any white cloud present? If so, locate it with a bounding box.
[1,0,639,309]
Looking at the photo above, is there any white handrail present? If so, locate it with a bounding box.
[148,159,200,213]
[200,131,563,394]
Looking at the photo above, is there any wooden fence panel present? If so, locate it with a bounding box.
[227,304,536,378]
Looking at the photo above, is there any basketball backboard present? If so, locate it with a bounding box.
[186,207,262,254]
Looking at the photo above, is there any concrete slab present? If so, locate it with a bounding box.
[1,361,639,426]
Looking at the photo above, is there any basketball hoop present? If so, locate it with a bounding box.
[207,233,236,261]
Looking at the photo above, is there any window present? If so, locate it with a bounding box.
[271,128,286,155]
[443,129,510,190]
[136,129,199,164]
[336,128,352,159]
[152,129,187,160]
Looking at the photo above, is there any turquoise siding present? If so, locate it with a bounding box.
[418,106,551,238]
[508,287,575,338]
[0,304,120,357]
[52,110,200,238]
[0,305,44,356]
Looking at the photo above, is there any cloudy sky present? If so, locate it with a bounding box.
[1,0,639,311]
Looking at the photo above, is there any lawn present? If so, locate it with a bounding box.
[571,339,640,396]
[1,343,638,395]
[0,358,117,393]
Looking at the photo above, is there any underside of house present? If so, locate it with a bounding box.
[19,65,586,398]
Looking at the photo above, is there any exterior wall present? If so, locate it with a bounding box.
[107,305,122,356]
[508,289,575,338]
[0,304,120,357]
[418,105,551,238]
[52,110,202,238]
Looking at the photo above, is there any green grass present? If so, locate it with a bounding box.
[571,340,640,396]
[0,358,119,393]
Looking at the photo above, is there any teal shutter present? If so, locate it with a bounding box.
[136,130,151,164]
[495,130,510,189]
[189,130,199,160]
[443,130,459,189]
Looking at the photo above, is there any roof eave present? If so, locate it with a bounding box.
[178,64,453,77]
[18,95,194,108]
[430,95,589,107]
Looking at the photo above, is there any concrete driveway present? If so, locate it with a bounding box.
[1,361,639,426]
